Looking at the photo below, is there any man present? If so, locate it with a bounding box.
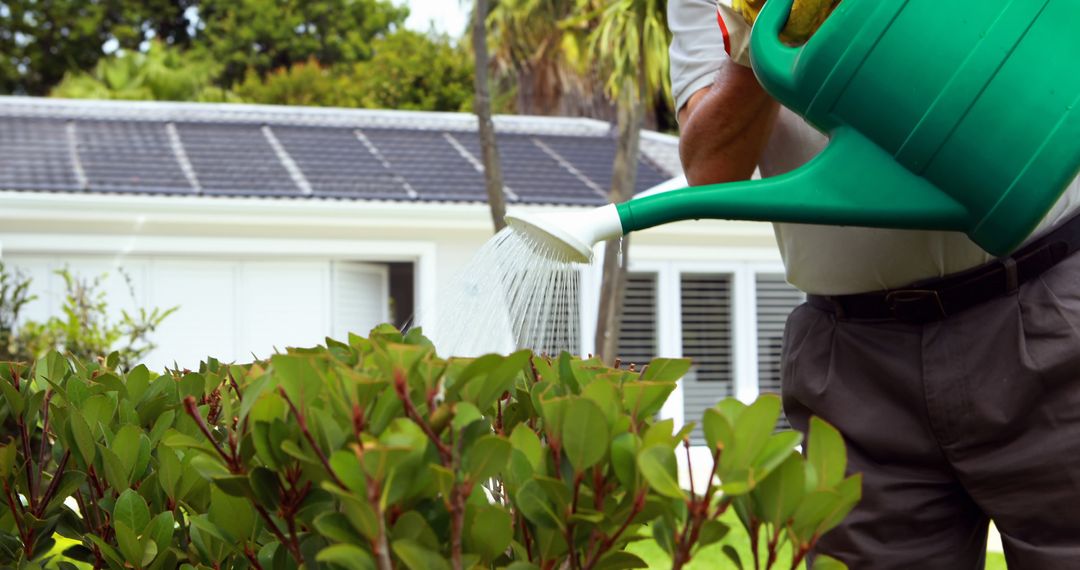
[669,0,1080,567]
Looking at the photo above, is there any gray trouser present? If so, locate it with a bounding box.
[782,251,1080,569]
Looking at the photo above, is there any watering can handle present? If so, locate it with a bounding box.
[749,0,802,107]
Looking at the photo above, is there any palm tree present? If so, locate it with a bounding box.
[587,0,670,363]
[486,0,613,118]
[472,0,509,232]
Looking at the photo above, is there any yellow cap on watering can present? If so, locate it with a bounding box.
[508,0,1080,263]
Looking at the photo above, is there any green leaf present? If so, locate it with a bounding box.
[0,378,24,415]
[643,418,676,449]
[715,398,747,425]
[515,479,562,529]
[697,520,730,548]
[113,521,145,567]
[113,425,145,480]
[113,489,151,533]
[724,395,781,475]
[270,354,324,406]
[209,485,256,542]
[249,466,282,511]
[808,416,847,490]
[212,475,254,499]
[146,511,175,557]
[463,435,511,482]
[703,408,734,453]
[540,396,569,442]
[314,512,363,544]
[812,554,848,570]
[464,349,529,410]
[509,424,544,471]
[581,378,619,427]
[391,538,450,570]
[99,444,131,490]
[610,432,640,489]
[0,443,15,479]
[752,431,803,483]
[148,410,175,446]
[469,506,512,562]
[722,544,744,570]
[637,445,684,500]
[339,493,380,541]
[281,439,320,466]
[82,394,117,429]
[126,365,152,403]
[754,452,804,527]
[391,511,440,551]
[450,401,483,433]
[622,381,676,418]
[157,447,182,498]
[85,534,126,568]
[819,474,862,536]
[316,544,376,570]
[593,551,649,569]
[561,398,609,473]
[640,358,692,382]
[68,411,96,466]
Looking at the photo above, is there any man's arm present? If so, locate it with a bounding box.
[678,60,779,186]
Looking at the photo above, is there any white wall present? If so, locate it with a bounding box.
[3,254,389,370]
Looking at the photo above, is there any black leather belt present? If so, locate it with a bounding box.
[807,212,1080,324]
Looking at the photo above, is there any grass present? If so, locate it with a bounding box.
[43,518,1010,569]
[624,513,1010,569]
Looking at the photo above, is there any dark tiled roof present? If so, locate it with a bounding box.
[0,98,678,205]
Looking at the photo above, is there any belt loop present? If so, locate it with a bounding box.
[1001,257,1019,293]
[830,297,846,319]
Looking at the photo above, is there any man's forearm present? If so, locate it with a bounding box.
[678,61,779,186]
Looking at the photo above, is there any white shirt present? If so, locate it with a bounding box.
[669,0,1080,295]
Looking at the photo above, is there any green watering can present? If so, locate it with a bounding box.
[507,0,1080,263]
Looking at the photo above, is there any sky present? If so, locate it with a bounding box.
[403,0,469,37]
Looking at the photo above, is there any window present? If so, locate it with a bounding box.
[755,273,805,430]
[680,274,734,445]
[617,272,658,368]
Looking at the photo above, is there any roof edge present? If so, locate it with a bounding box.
[0,96,630,138]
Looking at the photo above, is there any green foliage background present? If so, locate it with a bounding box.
[3,0,474,112]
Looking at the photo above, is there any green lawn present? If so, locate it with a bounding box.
[625,515,1009,569]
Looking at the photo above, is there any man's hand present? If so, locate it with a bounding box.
[678,61,779,185]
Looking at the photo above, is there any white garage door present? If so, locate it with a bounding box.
[5,256,389,369]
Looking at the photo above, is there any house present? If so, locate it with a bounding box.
[0,96,803,443]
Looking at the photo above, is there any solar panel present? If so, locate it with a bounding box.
[174,123,299,196]
[455,132,607,206]
[536,135,671,196]
[76,120,192,194]
[0,116,79,191]
[361,128,486,202]
[271,126,410,200]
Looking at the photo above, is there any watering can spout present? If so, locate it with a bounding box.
[619,127,969,239]
[508,128,974,258]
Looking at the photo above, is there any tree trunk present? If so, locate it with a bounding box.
[594,85,644,364]
[472,0,508,233]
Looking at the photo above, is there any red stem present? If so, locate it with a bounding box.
[183,396,238,472]
[33,450,70,518]
[393,370,452,462]
[278,386,347,489]
[582,488,648,570]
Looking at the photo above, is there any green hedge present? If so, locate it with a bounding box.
[0,325,858,570]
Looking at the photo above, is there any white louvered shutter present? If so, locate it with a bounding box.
[755,273,805,430]
[617,273,658,369]
[332,262,390,341]
[681,274,734,445]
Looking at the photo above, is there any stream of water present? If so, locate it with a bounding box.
[429,227,586,357]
